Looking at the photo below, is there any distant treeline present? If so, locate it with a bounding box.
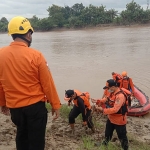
[0,0,150,32]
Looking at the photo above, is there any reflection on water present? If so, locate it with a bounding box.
[1,26,150,103]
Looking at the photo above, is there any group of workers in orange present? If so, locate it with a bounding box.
[64,71,134,150]
[0,15,133,150]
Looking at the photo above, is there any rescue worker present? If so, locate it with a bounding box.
[0,16,61,150]
[112,72,122,87]
[64,89,95,133]
[93,79,129,150]
[120,71,134,96]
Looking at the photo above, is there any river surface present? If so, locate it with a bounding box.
[1,26,150,103]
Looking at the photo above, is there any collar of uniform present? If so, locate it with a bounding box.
[10,41,28,47]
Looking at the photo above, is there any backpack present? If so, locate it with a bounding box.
[105,89,131,117]
[73,92,91,109]
[115,89,132,115]
[80,92,90,102]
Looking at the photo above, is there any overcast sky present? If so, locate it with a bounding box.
[0,0,148,20]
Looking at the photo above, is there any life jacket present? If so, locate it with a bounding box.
[105,88,131,115]
[122,77,131,90]
[73,91,91,109]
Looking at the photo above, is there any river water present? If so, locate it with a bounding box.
[1,26,150,103]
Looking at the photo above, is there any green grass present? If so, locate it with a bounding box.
[78,138,121,150]
[59,104,72,118]
[80,135,95,150]
[46,103,82,120]
[45,102,52,111]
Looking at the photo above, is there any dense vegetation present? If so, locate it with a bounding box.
[0,0,150,32]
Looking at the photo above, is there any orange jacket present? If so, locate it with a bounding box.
[98,88,127,125]
[97,88,131,105]
[71,90,91,122]
[0,41,61,109]
[73,90,91,110]
[112,73,122,82]
[120,77,134,94]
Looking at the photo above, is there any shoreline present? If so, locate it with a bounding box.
[0,23,150,34]
[36,23,150,33]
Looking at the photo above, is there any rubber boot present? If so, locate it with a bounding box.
[70,124,75,135]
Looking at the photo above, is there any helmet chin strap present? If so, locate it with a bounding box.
[19,36,31,47]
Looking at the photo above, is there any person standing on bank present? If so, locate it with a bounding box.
[95,79,129,150]
[0,16,61,150]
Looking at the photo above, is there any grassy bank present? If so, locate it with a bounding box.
[46,103,150,150]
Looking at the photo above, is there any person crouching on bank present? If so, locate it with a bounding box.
[64,89,95,134]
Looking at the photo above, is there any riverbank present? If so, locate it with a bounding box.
[33,23,150,33]
[0,23,150,34]
[1,104,150,150]
[51,23,150,32]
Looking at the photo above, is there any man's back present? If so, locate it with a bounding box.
[0,16,61,150]
[0,41,46,108]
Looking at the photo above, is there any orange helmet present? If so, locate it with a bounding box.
[122,71,127,77]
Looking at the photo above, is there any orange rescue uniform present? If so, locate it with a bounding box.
[0,41,61,109]
[98,88,127,125]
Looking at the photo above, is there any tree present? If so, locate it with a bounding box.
[0,17,8,24]
[71,3,85,16]
[47,5,66,27]
[38,18,54,31]
[120,0,144,24]
[28,15,40,31]
[0,17,8,32]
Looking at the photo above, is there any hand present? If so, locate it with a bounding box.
[0,106,10,116]
[68,102,73,106]
[95,106,103,113]
[52,109,60,120]
[82,121,87,126]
